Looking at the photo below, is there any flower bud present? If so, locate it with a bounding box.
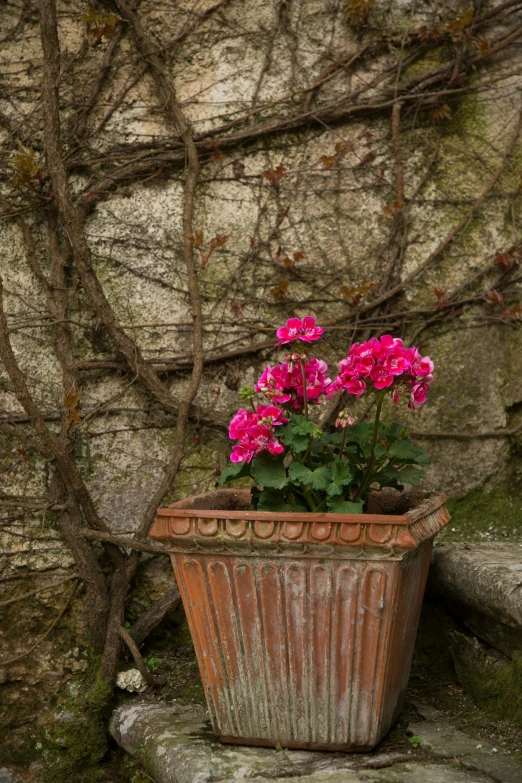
[239,385,255,401]
[335,409,355,428]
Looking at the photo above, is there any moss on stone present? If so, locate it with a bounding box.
[442,484,522,542]
[42,651,115,783]
[449,631,522,728]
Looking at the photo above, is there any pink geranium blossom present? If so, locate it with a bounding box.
[370,365,394,389]
[228,405,288,463]
[328,334,434,407]
[344,378,367,397]
[409,381,430,410]
[227,325,434,467]
[256,357,331,408]
[276,316,324,346]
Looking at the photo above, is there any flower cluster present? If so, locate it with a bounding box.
[228,404,288,463]
[276,316,324,346]
[256,356,331,408]
[327,335,434,409]
[226,317,435,464]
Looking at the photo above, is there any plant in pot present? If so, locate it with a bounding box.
[151,317,449,751]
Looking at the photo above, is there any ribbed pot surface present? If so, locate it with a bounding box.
[151,490,449,751]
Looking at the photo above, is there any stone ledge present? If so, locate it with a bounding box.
[429,543,522,657]
[110,699,507,783]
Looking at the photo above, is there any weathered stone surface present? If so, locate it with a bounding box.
[407,721,522,783]
[447,630,522,728]
[263,767,491,783]
[110,699,504,783]
[429,543,522,657]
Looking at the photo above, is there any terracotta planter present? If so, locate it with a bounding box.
[150,489,449,751]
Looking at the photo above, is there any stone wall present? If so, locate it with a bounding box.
[1,0,522,771]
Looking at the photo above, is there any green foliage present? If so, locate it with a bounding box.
[81,8,121,45]
[219,414,429,513]
[10,141,42,188]
[143,656,162,672]
[218,461,250,485]
[409,735,422,748]
[252,456,289,489]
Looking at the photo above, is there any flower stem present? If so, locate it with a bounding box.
[339,427,348,462]
[298,357,309,420]
[353,391,385,503]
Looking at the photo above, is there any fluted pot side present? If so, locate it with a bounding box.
[151,491,449,751]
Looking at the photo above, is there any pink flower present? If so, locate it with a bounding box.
[255,366,291,404]
[412,356,434,377]
[326,377,343,397]
[228,404,287,463]
[256,404,288,426]
[267,439,284,456]
[385,349,411,375]
[349,338,380,359]
[409,381,430,409]
[230,443,255,463]
[276,316,324,346]
[229,408,251,441]
[355,356,375,377]
[345,378,366,397]
[380,334,404,351]
[370,365,393,389]
[256,357,331,409]
[327,335,435,406]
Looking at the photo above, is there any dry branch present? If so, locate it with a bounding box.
[119,625,167,686]
[79,528,169,555]
[129,585,181,648]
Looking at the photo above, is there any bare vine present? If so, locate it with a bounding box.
[0,0,522,771]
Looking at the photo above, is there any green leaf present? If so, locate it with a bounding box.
[321,431,342,446]
[326,460,353,497]
[252,457,289,489]
[308,466,331,490]
[279,421,311,453]
[278,425,293,445]
[327,497,364,514]
[290,415,317,436]
[218,462,251,485]
[379,465,401,482]
[288,463,331,490]
[331,460,353,482]
[288,462,312,484]
[397,465,425,486]
[387,422,410,439]
[410,445,430,466]
[388,439,415,459]
[346,422,373,444]
[257,488,290,511]
[291,435,311,453]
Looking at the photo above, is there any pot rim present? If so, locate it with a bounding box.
[156,490,447,527]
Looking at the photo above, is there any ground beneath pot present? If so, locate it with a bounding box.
[110,697,522,783]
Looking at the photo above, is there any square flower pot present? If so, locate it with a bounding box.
[150,489,449,751]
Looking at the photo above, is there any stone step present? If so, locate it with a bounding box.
[110,699,521,783]
[429,543,522,657]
